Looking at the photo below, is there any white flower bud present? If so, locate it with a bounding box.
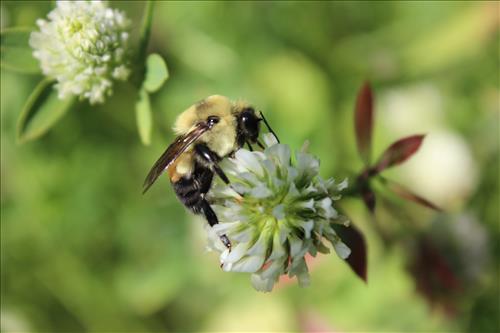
[30,1,131,104]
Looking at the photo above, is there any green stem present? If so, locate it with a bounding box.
[137,0,154,64]
[133,0,154,87]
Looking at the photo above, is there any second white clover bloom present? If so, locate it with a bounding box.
[206,134,351,292]
[30,1,131,104]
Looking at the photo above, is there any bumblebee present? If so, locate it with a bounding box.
[143,95,278,249]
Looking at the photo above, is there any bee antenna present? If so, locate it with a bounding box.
[259,111,280,143]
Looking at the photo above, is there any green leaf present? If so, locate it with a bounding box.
[17,79,75,143]
[135,88,152,145]
[143,53,169,93]
[1,27,40,74]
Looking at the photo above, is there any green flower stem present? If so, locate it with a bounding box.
[133,0,155,88]
[138,0,154,60]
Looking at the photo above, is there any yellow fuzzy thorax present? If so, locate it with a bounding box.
[173,95,250,159]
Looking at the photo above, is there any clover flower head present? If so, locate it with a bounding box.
[206,134,351,292]
[30,1,131,104]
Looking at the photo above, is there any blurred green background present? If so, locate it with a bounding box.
[1,1,499,332]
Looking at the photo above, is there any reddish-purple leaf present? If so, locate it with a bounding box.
[354,81,374,165]
[375,135,425,172]
[332,223,367,282]
[408,237,461,310]
[356,172,376,213]
[361,187,376,213]
[383,177,442,211]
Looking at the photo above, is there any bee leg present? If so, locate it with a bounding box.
[246,141,254,151]
[194,144,244,197]
[173,168,231,250]
[195,144,229,182]
[200,199,231,250]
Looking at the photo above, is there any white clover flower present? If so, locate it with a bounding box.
[206,134,351,292]
[29,1,131,104]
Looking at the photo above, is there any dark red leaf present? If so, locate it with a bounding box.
[354,81,374,165]
[361,186,376,213]
[332,223,367,282]
[361,188,375,214]
[382,177,442,211]
[408,236,461,310]
[375,135,425,172]
[356,168,376,213]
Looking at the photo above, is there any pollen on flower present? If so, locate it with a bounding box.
[29,1,131,104]
[205,133,351,292]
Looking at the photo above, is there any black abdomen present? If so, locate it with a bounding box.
[172,162,214,215]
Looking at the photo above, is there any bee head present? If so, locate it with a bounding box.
[237,106,261,143]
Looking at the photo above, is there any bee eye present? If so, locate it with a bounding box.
[243,107,255,114]
[241,109,255,123]
[239,108,260,142]
[207,116,220,127]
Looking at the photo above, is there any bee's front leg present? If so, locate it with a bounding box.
[194,143,230,184]
[194,143,245,202]
[195,144,242,188]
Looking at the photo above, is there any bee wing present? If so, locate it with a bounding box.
[142,122,210,194]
